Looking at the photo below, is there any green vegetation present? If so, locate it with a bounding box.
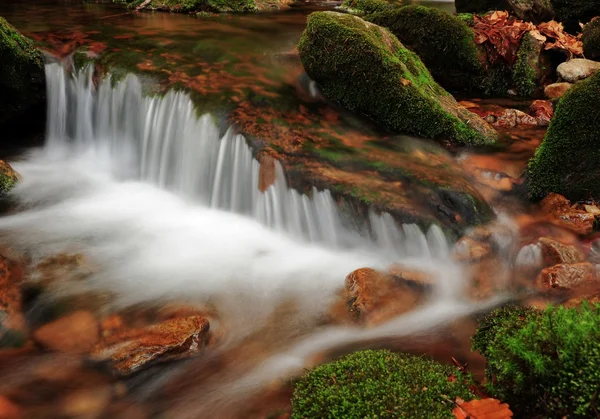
[0,161,18,194]
[512,32,540,97]
[339,0,394,15]
[583,19,600,60]
[298,12,498,145]
[291,350,475,419]
[473,304,600,418]
[117,0,258,12]
[527,71,600,201]
[0,16,45,128]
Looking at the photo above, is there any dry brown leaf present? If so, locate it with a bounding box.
[453,398,513,419]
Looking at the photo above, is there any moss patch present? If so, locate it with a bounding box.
[473,303,600,418]
[298,12,498,145]
[527,71,600,201]
[339,0,394,15]
[512,31,544,97]
[291,350,476,418]
[583,18,600,60]
[118,0,259,12]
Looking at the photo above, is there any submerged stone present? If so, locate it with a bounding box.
[544,81,572,98]
[298,12,499,146]
[528,71,600,201]
[0,17,45,131]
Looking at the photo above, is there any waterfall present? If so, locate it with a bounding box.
[43,63,449,259]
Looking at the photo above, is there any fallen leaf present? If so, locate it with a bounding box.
[453,398,513,419]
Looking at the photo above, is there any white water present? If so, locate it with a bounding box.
[0,64,493,414]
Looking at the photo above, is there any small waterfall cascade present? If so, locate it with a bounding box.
[44,63,449,259]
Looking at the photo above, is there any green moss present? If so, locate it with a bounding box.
[119,0,257,12]
[550,0,600,31]
[291,350,476,419]
[512,32,539,98]
[472,303,600,418]
[528,71,600,201]
[298,12,498,145]
[339,0,393,15]
[583,18,600,60]
[0,16,46,127]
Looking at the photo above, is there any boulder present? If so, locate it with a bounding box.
[544,81,572,98]
[538,237,584,265]
[89,315,209,376]
[551,0,600,31]
[33,311,99,354]
[513,30,552,97]
[583,18,600,60]
[557,58,600,82]
[528,71,600,201]
[537,262,598,289]
[298,12,499,146]
[0,161,18,195]
[539,193,598,235]
[0,17,45,131]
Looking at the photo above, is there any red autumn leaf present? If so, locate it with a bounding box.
[453,398,513,419]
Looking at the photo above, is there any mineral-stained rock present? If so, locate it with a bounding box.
[33,310,99,354]
[544,82,572,98]
[89,316,210,376]
[538,237,584,266]
[537,262,598,289]
[539,193,597,235]
[528,100,553,125]
[557,58,600,83]
[0,254,26,347]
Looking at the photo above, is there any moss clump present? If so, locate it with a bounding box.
[367,6,485,94]
[291,350,476,419]
[0,16,45,128]
[473,303,600,418]
[527,71,600,201]
[583,18,600,60]
[121,0,258,12]
[512,31,542,97]
[298,12,498,145]
[339,0,393,15]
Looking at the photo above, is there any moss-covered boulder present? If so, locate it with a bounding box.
[0,161,18,194]
[583,18,600,60]
[0,17,45,130]
[512,30,551,97]
[473,303,600,418]
[338,0,394,15]
[291,350,476,418]
[528,71,600,201]
[113,0,290,12]
[298,12,499,146]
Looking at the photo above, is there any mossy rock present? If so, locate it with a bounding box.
[512,30,551,97]
[0,16,46,129]
[338,0,395,15]
[473,303,600,418]
[121,0,259,12]
[551,0,600,31]
[0,161,18,194]
[527,71,600,201]
[367,6,488,94]
[291,350,476,419]
[298,12,499,146]
[583,18,600,60]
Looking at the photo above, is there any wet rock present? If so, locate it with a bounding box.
[539,193,597,235]
[0,161,18,195]
[538,237,584,265]
[528,100,553,126]
[89,316,210,376]
[557,58,600,82]
[513,30,552,97]
[582,18,600,60]
[298,12,499,146]
[0,17,46,132]
[60,387,111,419]
[528,72,600,201]
[340,267,425,326]
[482,108,539,128]
[33,310,99,354]
[537,262,598,289]
[0,255,26,347]
[544,81,573,98]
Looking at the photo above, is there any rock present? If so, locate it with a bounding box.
[513,30,552,97]
[33,311,99,354]
[484,108,539,127]
[0,396,22,419]
[339,267,425,326]
[60,387,111,419]
[0,255,26,348]
[544,82,573,98]
[537,262,598,289]
[539,193,597,235]
[366,6,493,95]
[338,0,393,15]
[538,237,584,265]
[528,72,600,201]
[552,0,600,31]
[89,316,209,376]
[528,100,553,125]
[456,0,553,23]
[557,58,600,82]
[0,17,46,131]
[298,12,499,146]
[0,161,18,195]
[583,18,600,60]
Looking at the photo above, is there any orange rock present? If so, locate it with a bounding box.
[537,262,598,290]
[528,100,553,126]
[0,255,26,338]
[60,387,111,419]
[33,310,99,354]
[258,153,276,192]
[538,237,584,266]
[540,193,597,235]
[0,396,22,419]
[89,316,210,376]
[544,82,572,99]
